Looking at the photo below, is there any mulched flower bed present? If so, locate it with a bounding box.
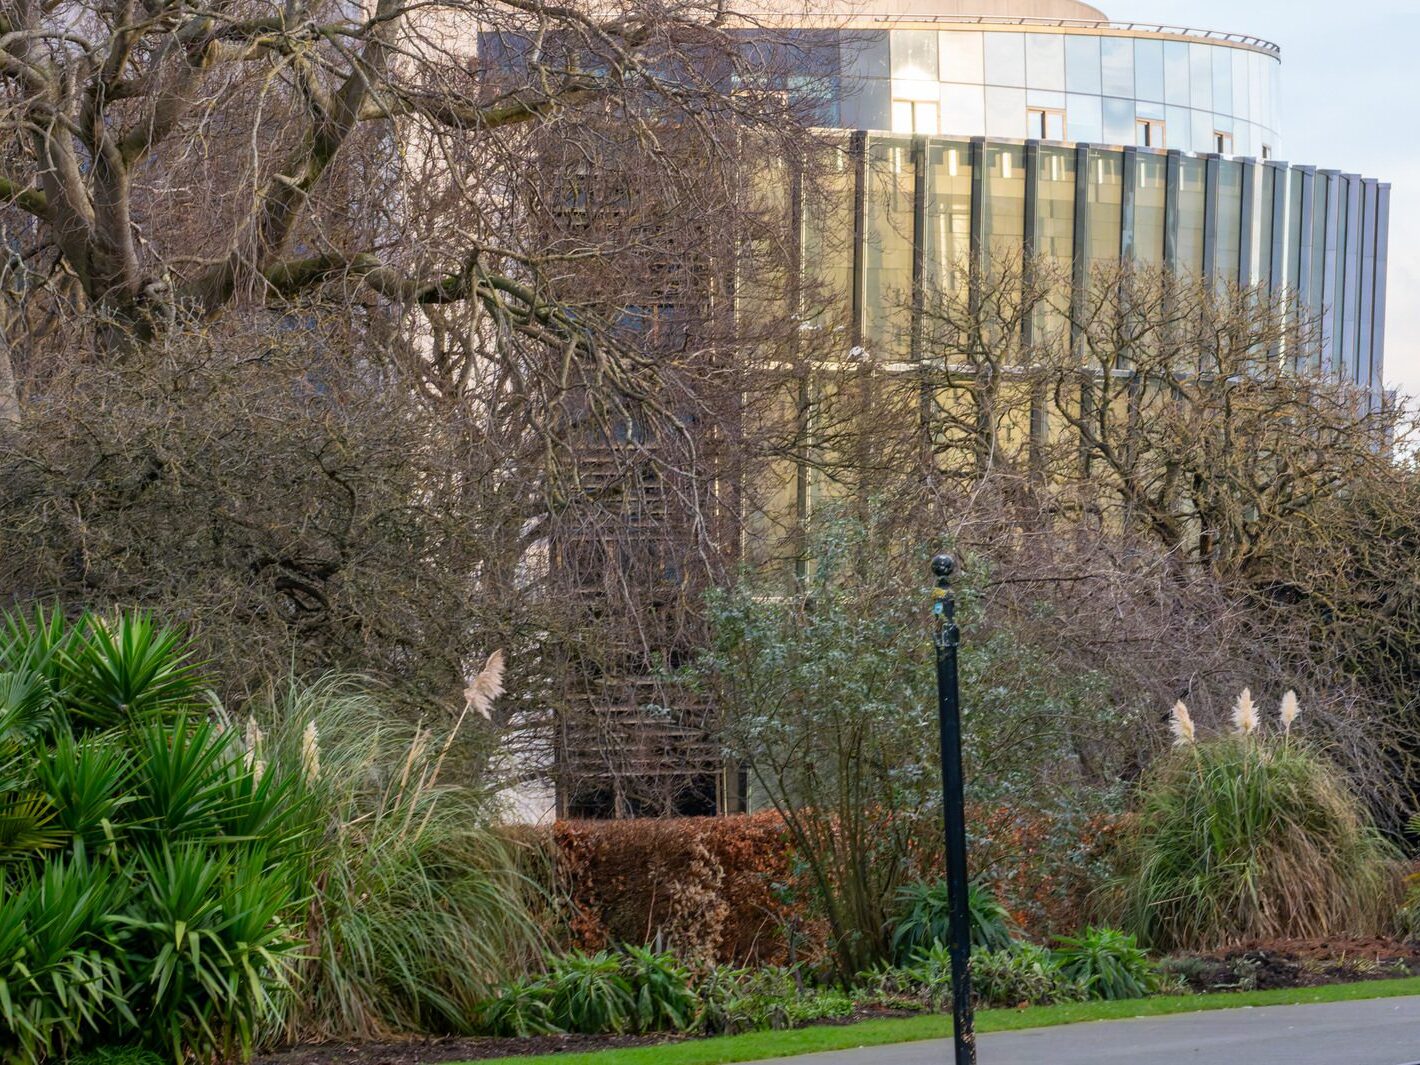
[1167,937,1420,993]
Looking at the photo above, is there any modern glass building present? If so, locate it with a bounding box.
[745,0,1390,396]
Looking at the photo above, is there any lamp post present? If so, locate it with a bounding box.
[932,554,976,1065]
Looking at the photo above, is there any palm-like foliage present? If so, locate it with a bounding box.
[891,879,1016,963]
[1052,927,1157,1000]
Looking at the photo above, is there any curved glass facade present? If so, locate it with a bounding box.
[736,23,1284,157]
[859,27,1283,157]
[804,133,1389,395]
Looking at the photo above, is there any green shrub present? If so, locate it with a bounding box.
[1052,927,1156,1000]
[478,977,557,1038]
[892,879,1015,963]
[622,947,697,1033]
[2,610,538,1062]
[66,1048,165,1065]
[256,675,543,1042]
[544,951,635,1034]
[970,943,1084,1008]
[1114,729,1399,950]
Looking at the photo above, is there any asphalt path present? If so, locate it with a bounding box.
[749,995,1420,1065]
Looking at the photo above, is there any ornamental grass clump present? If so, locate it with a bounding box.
[1115,691,1400,951]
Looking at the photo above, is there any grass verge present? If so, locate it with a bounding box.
[471,976,1420,1065]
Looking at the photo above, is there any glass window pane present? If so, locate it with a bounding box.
[1066,93,1103,143]
[1164,41,1191,106]
[1045,110,1065,140]
[1134,153,1166,264]
[1065,35,1101,94]
[985,86,1027,137]
[891,30,938,80]
[1257,166,1275,286]
[926,141,973,296]
[1166,105,1193,153]
[1101,37,1133,97]
[1232,50,1249,120]
[986,143,1026,263]
[941,83,985,134]
[984,32,1026,87]
[864,138,916,355]
[1177,156,1206,276]
[939,30,984,83]
[1212,47,1233,116]
[1034,145,1076,340]
[1192,111,1215,154]
[1103,97,1134,145]
[1135,39,1164,102]
[891,99,913,133]
[914,100,939,135]
[801,143,856,330]
[1216,160,1243,286]
[1189,43,1213,111]
[1026,33,1065,91]
[1087,150,1123,266]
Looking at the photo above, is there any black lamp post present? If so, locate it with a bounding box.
[931,554,976,1065]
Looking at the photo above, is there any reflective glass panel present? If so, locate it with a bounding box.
[1103,97,1134,145]
[1101,36,1133,97]
[1026,33,1066,91]
[1166,105,1193,153]
[1257,166,1276,286]
[1216,160,1243,286]
[1177,156,1206,276]
[941,83,986,133]
[1232,50,1249,120]
[985,86,1027,137]
[1212,47,1233,117]
[1087,150,1124,265]
[891,30,938,81]
[864,138,916,355]
[1189,44,1213,112]
[801,142,856,329]
[984,32,1026,86]
[1134,153,1166,264]
[1135,38,1165,101]
[1164,41,1191,106]
[986,143,1026,264]
[939,30,984,83]
[925,141,973,297]
[1066,93,1103,143]
[1065,35,1101,94]
[1035,145,1076,340]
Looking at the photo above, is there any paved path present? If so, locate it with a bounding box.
[752,996,1420,1065]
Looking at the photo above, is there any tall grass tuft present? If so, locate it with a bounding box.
[1113,718,1400,951]
[249,674,544,1041]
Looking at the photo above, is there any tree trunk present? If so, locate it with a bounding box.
[0,328,19,425]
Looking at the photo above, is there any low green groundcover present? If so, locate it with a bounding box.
[471,977,1420,1065]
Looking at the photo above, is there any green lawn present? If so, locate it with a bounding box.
[471,976,1420,1065]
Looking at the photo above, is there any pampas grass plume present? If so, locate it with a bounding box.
[464,650,506,720]
[1232,687,1258,735]
[1169,700,1196,746]
[1280,689,1300,733]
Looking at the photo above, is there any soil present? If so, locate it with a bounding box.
[253,940,1420,1065]
[1167,937,1420,994]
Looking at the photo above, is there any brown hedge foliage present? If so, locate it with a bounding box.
[534,806,1109,969]
[548,812,815,969]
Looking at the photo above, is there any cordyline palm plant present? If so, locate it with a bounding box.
[1113,690,1400,951]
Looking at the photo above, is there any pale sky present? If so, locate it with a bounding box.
[1114,0,1419,399]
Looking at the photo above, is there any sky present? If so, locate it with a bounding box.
[1114,0,1420,399]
